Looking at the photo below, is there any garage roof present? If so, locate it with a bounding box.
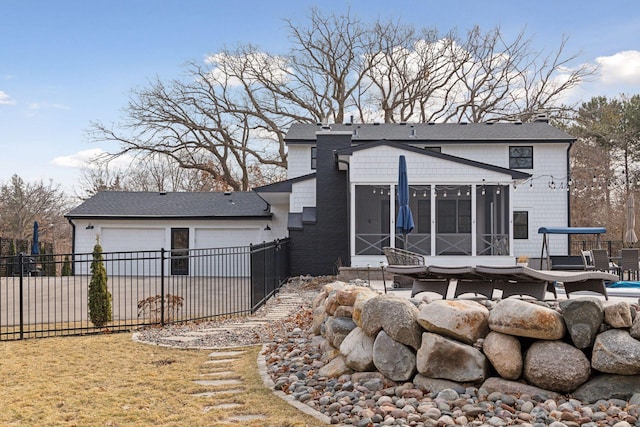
[65,191,272,219]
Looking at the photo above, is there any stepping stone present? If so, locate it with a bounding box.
[194,379,242,387]
[203,402,242,412]
[191,388,244,397]
[224,415,267,422]
[199,371,234,377]
[204,359,234,365]
[208,350,245,358]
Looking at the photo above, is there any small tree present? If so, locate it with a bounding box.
[61,255,72,276]
[88,239,112,327]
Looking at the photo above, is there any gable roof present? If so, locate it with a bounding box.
[285,122,575,144]
[65,191,271,220]
[335,140,531,179]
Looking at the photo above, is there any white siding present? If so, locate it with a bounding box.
[287,145,314,179]
[290,179,316,212]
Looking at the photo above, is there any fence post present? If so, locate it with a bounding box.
[160,248,165,326]
[18,252,24,340]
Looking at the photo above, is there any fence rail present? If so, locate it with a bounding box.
[0,239,290,341]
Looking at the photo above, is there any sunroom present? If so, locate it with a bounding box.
[336,142,531,267]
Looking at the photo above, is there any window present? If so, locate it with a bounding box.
[509,146,533,169]
[424,146,441,153]
[311,146,317,170]
[513,211,529,239]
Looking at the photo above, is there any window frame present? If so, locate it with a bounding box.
[311,146,317,170]
[509,146,533,169]
[513,211,529,239]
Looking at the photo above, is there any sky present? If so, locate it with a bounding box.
[1,0,639,196]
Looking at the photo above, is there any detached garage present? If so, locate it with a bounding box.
[65,191,284,275]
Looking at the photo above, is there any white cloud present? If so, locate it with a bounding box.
[51,148,134,170]
[596,50,640,85]
[0,90,15,105]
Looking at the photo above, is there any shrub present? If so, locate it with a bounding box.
[61,255,72,276]
[137,294,184,323]
[88,240,112,327]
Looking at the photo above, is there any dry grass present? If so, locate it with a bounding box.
[0,333,326,426]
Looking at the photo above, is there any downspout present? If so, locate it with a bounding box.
[67,218,76,275]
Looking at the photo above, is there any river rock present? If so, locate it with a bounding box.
[360,295,423,349]
[631,316,640,340]
[324,316,357,348]
[483,331,522,380]
[488,298,566,339]
[413,375,467,394]
[604,301,633,328]
[333,305,354,318]
[523,340,591,393]
[312,303,327,335]
[559,297,604,348]
[572,374,640,403]
[318,354,352,378]
[592,329,640,374]
[336,286,361,306]
[372,331,416,382]
[339,327,375,371]
[480,377,561,401]
[416,331,488,383]
[417,299,489,344]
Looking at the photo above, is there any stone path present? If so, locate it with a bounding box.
[160,291,327,424]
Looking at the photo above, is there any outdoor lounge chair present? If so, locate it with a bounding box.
[620,248,640,280]
[591,249,617,274]
[382,247,449,298]
[426,265,494,299]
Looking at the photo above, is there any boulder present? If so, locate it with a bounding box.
[417,299,490,345]
[360,295,423,349]
[483,331,522,380]
[604,301,633,328]
[324,316,357,348]
[416,331,489,383]
[312,304,327,335]
[630,315,640,340]
[592,329,640,375]
[572,374,640,403]
[480,377,561,401]
[336,287,361,306]
[339,327,375,371]
[559,297,604,349]
[352,289,379,328]
[334,305,354,318]
[318,354,352,378]
[488,298,565,340]
[523,340,591,393]
[372,331,416,382]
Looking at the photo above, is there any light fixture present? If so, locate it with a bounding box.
[496,187,501,195]
[457,189,461,197]
[264,224,271,231]
[86,223,94,230]
[373,188,376,194]
[423,190,427,197]
[481,187,486,196]
[412,190,416,197]
[443,190,447,197]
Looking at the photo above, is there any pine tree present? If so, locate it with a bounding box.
[61,255,72,276]
[88,239,112,327]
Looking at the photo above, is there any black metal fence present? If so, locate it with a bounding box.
[0,238,290,341]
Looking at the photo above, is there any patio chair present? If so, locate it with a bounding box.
[580,250,595,270]
[590,249,617,274]
[620,248,640,281]
[382,247,449,298]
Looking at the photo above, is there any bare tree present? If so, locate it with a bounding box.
[0,175,71,245]
[89,9,595,189]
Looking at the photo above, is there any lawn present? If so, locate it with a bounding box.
[0,333,325,426]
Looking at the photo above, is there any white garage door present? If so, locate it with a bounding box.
[100,228,166,276]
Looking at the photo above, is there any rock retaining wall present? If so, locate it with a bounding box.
[312,282,640,403]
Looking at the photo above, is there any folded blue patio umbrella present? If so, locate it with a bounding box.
[31,221,39,255]
[396,155,415,249]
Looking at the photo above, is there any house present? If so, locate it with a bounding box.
[67,118,576,278]
[255,118,576,276]
[65,191,282,274]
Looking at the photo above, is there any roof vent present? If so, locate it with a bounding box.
[410,128,416,137]
[373,122,380,125]
[321,125,331,130]
[399,122,407,125]
[159,191,167,195]
[514,120,523,125]
[428,122,435,125]
[224,191,232,195]
[460,122,467,125]
[534,112,549,123]
[353,128,359,137]
[485,122,494,125]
